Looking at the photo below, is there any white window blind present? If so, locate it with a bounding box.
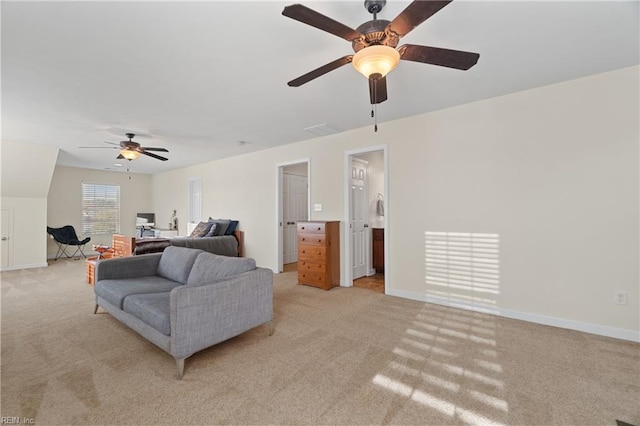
[82,183,121,235]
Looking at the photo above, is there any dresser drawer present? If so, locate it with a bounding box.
[299,259,326,273]
[298,271,326,286]
[298,246,326,261]
[297,222,325,234]
[298,233,326,247]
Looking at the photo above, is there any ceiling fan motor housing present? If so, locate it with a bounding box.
[120,140,141,150]
[364,0,386,15]
[352,19,399,52]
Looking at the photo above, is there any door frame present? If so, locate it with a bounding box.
[275,159,311,273]
[343,145,389,292]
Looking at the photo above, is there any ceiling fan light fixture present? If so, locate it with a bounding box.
[352,45,400,78]
[120,149,140,160]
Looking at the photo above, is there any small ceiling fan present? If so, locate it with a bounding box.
[80,133,169,161]
[283,0,480,105]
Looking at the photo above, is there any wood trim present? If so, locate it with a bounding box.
[233,230,244,257]
[112,234,135,257]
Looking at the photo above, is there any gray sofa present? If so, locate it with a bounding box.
[94,246,273,379]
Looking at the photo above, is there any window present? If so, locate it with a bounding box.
[82,183,120,235]
[188,177,202,224]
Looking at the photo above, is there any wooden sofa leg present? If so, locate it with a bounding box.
[94,304,99,314]
[268,320,274,336]
[176,358,186,380]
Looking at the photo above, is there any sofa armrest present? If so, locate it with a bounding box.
[169,267,273,359]
[95,253,163,281]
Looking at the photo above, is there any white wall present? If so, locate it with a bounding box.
[47,166,153,258]
[151,66,639,341]
[1,141,59,269]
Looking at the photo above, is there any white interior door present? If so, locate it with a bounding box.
[1,209,13,269]
[283,174,295,264]
[283,173,308,264]
[351,159,368,280]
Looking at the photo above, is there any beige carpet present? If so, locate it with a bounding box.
[1,258,639,425]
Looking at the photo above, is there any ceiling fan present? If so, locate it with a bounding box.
[80,133,169,161]
[282,0,480,105]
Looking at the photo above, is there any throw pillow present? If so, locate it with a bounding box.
[189,221,210,238]
[224,220,239,235]
[214,219,231,235]
[207,218,230,236]
[204,223,218,237]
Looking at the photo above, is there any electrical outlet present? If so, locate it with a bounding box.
[614,290,628,305]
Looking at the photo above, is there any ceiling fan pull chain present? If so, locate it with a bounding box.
[372,77,378,132]
[374,103,378,132]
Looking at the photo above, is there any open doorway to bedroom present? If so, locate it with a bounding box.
[344,147,387,294]
[276,160,310,273]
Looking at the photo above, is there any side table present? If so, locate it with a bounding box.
[86,251,114,286]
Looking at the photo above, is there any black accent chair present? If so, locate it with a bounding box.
[46,225,91,260]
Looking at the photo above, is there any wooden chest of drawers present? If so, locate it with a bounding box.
[297,221,340,290]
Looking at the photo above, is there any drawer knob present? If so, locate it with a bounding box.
[317,239,321,242]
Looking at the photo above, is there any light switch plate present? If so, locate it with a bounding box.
[313,203,322,212]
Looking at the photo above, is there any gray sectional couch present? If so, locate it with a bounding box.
[94,246,273,379]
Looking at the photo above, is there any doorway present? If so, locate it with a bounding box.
[344,147,388,293]
[276,160,310,273]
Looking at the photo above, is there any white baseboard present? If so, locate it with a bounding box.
[386,288,640,343]
[1,262,48,272]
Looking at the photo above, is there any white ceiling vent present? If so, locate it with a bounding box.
[304,123,340,137]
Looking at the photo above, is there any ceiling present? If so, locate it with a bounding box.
[2,1,638,175]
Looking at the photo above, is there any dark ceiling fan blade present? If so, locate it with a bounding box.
[282,4,363,42]
[368,75,388,104]
[399,44,479,70]
[104,141,120,146]
[288,55,354,87]
[141,150,168,161]
[142,147,169,152]
[387,1,452,38]
[116,154,125,159]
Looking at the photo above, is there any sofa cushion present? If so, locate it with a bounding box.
[123,292,172,336]
[95,276,181,309]
[157,246,203,284]
[186,252,256,285]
